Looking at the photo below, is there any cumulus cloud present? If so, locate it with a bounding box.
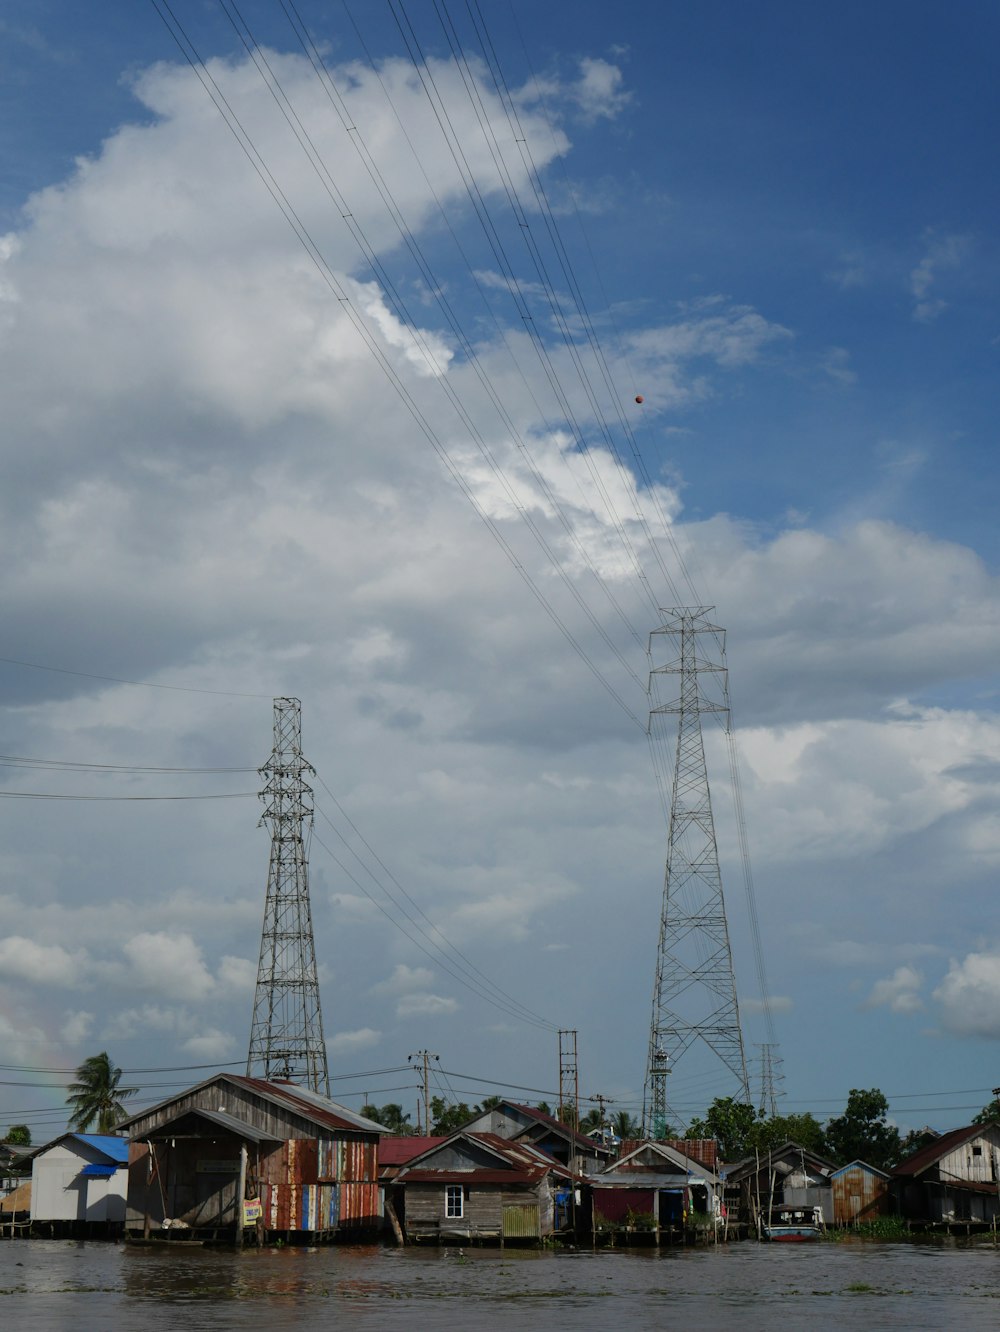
[0,936,84,987]
[182,1028,236,1061]
[122,932,215,1001]
[934,953,1000,1038]
[865,966,924,1014]
[327,1027,381,1055]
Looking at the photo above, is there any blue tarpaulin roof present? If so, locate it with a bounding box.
[80,1162,118,1177]
[73,1135,129,1165]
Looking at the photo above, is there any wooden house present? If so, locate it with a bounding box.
[119,1073,385,1243]
[723,1142,837,1225]
[830,1160,892,1224]
[591,1139,724,1240]
[29,1133,129,1236]
[391,1130,575,1243]
[459,1101,614,1173]
[893,1122,1000,1224]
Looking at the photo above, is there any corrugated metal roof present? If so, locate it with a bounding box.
[892,1123,990,1178]
[830,1159,892,1180]
[507,1103,613,1155]
[232,1077,388,1135]
[140,1106,282,1143]
[119,1074,386,1139]
[399,1169,545,1186]
[378,1136,447,1166]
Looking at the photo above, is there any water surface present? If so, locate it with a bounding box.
[2,1238,999,1330]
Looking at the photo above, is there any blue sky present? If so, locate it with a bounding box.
[1,0,999,1142]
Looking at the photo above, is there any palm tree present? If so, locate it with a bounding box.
[66,1052,137,1133]
[612,1111,642,1141]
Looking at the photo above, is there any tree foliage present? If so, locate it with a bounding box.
[972,1095,1000,1126]
[686,1097,758,1160]
[360,1103,413,1135]
[65,1052,137,1134]
[824,1088,901,1170]
[429,1097,476,1135]
[4,1124,31,1146]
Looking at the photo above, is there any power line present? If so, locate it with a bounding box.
[0,655,271,699]
[0,754,256,774]
[0,790,255,802]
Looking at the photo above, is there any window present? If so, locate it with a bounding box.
[445,1184,464,1218]
[973,1146,983,1157]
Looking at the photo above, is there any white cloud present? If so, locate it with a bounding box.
[0,936,84,987]
[910,231,969,323]
[327,1027,381,1055]
[934,953,1000,1038]
[182,1028,236,1061]
[217,955,256,994]
[865,966,924,1014]
[396,993,459,1018]
[372,964,435,995]
[121,932,215,1001]
[742,995,793,1016]
[61,1010,94,1045]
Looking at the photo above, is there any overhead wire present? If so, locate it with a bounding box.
[313,773,554,1031]
[149,0,647,733]
[0,654,271,699]
[216,0,649,700]
[309,820,558,1032]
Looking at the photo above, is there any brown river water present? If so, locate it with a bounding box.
[2,1238,999,1330]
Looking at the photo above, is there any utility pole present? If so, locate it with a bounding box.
[558,1030,579,1130]
[409,1050,438,1135]
[247,698,329,1095]
[591,1093,613,1144]
[643,608,750,1135]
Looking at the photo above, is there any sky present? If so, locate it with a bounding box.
[1,0,999,1144]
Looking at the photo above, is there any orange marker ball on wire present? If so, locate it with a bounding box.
[634,394,644,404]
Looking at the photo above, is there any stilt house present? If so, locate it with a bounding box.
[120,1073,385,1242]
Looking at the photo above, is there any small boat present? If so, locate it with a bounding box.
[761,1205,824,1242]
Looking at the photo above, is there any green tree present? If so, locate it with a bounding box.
[579,1107,604,1134]
[535,1101,552,1116]
[972,1094,1000,1126]
[824,1088,901,1169]
[612,1111,642,1141]
[429,1097,475,1134]
[748,1112,826,1156]
[65,1052,137,1134]
[686,1096,758,1160]
[4,1124,31,1146]
[360,1103,413,1134]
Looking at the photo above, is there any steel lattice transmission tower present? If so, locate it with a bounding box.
[247,698,330,1095]
[643,608,750,1135]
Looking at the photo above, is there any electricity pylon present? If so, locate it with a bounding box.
[247,697,330,1095]
[643,608,749,1135]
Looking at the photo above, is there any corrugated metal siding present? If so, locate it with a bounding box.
[832,1166,890,1224]
[502,1202,540,1238]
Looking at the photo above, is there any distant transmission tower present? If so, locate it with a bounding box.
[247,698,330,1095]
[643,608,749,1135]
[756,1042,784,1119]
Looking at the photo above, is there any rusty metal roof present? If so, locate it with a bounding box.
[395,1131,573,1185]
[378,1136,447,1166]
[892,1123,992,1178]
[119,1073,386,1138]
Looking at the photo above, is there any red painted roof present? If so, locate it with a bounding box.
[378,1136,447,1166]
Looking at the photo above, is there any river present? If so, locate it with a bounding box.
[2,1238,999,1330]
